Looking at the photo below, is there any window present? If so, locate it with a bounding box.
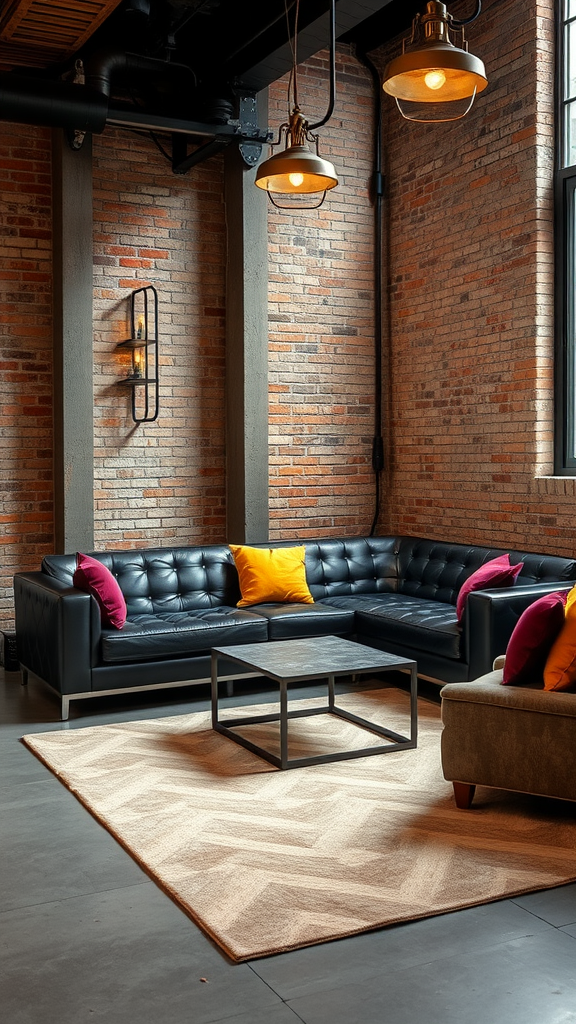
[557,0,576,471]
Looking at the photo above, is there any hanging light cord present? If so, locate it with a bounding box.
[281,0,336,134]
[284,0,300,112]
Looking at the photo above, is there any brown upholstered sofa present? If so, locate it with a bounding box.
[440,656,576,806]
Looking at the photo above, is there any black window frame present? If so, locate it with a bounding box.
[556,0,576,473]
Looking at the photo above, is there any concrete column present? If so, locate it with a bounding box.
[224,94,269,544]
[52,129,95,553]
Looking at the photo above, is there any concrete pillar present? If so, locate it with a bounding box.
[224,95,269,544]
[52,129,95,553]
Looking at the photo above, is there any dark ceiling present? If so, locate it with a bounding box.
[0,1,421,78]
[0,0,422,151]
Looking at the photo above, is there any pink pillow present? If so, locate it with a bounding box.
[73,552,127,629]
[503,591,568,685]
[456,554,522,623]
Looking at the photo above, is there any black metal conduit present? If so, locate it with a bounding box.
[85,50,197,98]
[0,51,197,135]
[356,46,386,537]
[308,0,336,132]
[0,73,108,132]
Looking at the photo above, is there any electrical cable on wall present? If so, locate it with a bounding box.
[356,46,389,537]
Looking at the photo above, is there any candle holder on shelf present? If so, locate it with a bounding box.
[117,285,159,423]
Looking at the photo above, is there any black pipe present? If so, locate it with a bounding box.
[0,74,108,133]
[0,49,197,137]
[308,0,336,132]
[356,47,386,537]
[85,50,197,99]
[452,0,482,28]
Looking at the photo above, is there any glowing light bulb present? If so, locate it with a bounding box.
[424,69,446,91]
[288,172,304,188]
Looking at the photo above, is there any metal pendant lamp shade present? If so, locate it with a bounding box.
[382,1,487,108]
[255,143,338,195]
[254,0,338,207]
[383,44,487,103]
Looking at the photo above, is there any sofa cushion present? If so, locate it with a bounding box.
[544,585,576,692]
[100,607,268,663]
[503,590,568,686]
[73,552,127,629]
[229,544,313,607]
[346,594,461,660]
[456,554,522,623]
[251,602,355,640]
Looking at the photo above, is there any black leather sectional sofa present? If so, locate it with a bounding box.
[13,535,576,719]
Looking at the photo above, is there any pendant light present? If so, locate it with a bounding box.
[255,0,338,209]
[382,1,487,123]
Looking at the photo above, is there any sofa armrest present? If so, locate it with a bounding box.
[464,581,575,680]
[14,572,101,695]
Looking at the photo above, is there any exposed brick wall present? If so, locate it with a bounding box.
[1,0,574,631]
[0,123,53,629]
[92,129,227,549]
[373,0,572,553]
[267,45,378,538]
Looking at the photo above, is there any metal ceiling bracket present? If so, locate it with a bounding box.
[235,93,267,167]
[67,128,87,151]
[170,93,270,173]
[238,140,262,167]
[64,60,87,151]
[172,134,230,174]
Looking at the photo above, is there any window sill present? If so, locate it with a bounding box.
[534,475,576,495]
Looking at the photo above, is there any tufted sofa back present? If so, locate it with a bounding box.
[292,536,399,600]
[42,545,241,615]
[42,536,576,614]
[397,537,576,605]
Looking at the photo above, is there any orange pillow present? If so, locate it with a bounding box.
[229,544,314,608]
[543,585,576,691]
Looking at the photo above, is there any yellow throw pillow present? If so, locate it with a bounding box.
[543,585,576,691]
[229,544,314,608]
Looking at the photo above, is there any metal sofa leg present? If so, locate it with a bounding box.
[453,781,476,809]
[21,667,28,686]
[61,696,70,721]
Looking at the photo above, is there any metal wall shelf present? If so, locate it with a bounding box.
[117,285,159,423]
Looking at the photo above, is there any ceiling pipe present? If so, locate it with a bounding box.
[0,73,108,133]
[84,49,197,99]
[0,51,206,137]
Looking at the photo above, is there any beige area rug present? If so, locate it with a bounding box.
[22,687,576,962]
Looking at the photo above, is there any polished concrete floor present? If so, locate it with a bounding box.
[2,665,576,1024]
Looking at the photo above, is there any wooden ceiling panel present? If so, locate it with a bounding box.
[0,0,124,71]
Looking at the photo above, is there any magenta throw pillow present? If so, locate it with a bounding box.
[503,590,568,685]
[456,554,522,623]
[73,552,127,629]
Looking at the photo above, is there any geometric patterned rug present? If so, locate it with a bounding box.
[22,687,576,961]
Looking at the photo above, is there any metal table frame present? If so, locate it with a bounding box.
[211,637,418,770]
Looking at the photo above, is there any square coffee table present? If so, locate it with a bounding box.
[211,635,417,770]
